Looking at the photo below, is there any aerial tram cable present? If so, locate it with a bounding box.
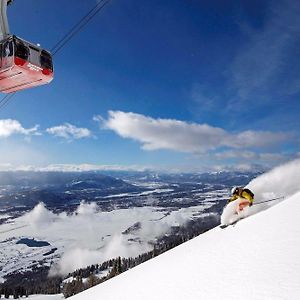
[0,93,13,108]
[52,0,110,55]
[0,91,15,110]
[0,0,111,112]
[0,93,9,107]
[51,0,110,55]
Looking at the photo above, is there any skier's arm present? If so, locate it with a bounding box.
[228,195,238,203]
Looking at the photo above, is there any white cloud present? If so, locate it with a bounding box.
[95,111,290,153]
[0,119,39,138]
[46,123,92,140]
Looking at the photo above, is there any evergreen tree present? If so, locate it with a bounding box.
[87,274,99,288]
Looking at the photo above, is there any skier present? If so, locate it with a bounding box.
[228,186,254,214]
[220,186,254,228]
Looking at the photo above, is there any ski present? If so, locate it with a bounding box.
[220,224,228,229]
[220,219,239,229]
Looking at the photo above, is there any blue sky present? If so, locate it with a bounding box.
[0,0,299,172]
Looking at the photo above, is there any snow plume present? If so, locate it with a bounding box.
[49,234,152,277]
[221,199,252,226]
[247,158,300,202]
[76,201,98,215]
[23,202,57,227]
[221,159,300,225]
[49,248,102,277]
[102,234,152,262]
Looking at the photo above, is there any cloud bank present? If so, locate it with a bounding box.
[96,111,290,153]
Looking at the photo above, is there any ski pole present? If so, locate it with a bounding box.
[253,196,285,206]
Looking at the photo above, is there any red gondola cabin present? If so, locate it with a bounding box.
[0,35,53,93]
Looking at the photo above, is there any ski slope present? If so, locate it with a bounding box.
[71,190,300,300]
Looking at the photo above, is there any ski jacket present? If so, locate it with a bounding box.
[228,188,254,205]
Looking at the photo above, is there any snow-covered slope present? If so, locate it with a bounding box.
[71,190,300,300]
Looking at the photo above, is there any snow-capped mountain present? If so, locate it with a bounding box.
[69,159,300,300]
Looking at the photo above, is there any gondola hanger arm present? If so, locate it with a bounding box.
[0,0,11,41]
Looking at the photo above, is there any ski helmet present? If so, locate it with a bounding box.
[231,186,239,195]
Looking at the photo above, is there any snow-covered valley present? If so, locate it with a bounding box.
[0,200,219,281]
[0,171,235,284]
